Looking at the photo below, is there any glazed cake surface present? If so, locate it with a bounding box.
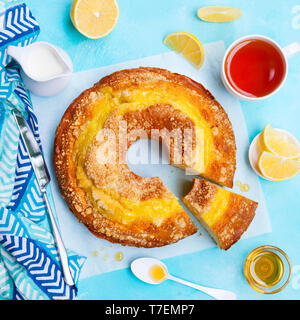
[54,67,236,247]
[182,178,257,250]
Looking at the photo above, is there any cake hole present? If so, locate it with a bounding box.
[127,139,194,199]
[127,139,170,177]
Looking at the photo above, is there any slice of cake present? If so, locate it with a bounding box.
[182,179,258,250]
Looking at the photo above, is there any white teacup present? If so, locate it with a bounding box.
[221,35,300,101]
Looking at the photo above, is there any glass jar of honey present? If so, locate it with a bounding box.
[244,245,291,294]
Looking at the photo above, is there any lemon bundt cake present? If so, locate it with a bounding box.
[54,67,236,247]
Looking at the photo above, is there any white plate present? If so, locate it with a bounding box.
[248,129,296,181]
[248,133,268,180]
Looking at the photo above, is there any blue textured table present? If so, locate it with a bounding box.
[27,0,300,299]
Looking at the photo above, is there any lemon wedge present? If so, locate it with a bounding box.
[70,0,119,39]
[262,124,300,159]
[258,151,300,181]
[164,32,205,69]
[197,6,243,23]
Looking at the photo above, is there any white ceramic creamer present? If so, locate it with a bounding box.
[7,41,73,96]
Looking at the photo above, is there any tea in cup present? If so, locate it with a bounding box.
[221,35,300,101]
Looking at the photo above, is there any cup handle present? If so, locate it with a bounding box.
[282,42,300,59]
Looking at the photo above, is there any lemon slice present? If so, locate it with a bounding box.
[164,32,205,69]
[70,0,119,39]
[258,151,300,181]
[197,6,243,22]
[262,124,300,159]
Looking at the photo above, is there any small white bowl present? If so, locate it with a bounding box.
[248,132,269,179]
[248,129,297,181]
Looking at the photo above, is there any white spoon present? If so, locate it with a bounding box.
[131,257,237,300]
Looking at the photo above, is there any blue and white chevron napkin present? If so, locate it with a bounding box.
[0,2,86,300]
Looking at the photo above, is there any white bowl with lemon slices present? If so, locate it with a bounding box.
[249,124,300,181]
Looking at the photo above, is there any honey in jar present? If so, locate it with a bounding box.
[249,251,283,287]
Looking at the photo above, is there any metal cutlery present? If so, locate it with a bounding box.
[13,110,74,286]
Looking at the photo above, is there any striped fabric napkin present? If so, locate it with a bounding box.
[0,2,86,300]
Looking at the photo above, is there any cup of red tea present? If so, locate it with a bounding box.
[221,35,300,101]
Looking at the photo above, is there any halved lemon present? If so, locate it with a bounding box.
[70,0,119,39]
[258,151,300,181]
[164,32,205,69]
[262,124,300,159]
[197,6,243,23]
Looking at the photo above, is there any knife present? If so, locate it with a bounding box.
[13,110,75,287]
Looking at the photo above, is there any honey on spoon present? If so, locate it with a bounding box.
[131,257,237,300]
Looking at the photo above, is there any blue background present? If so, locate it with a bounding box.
[25,0,300,299]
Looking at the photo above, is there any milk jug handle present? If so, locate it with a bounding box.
[7,45,24,63]
[282,42,300,59]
